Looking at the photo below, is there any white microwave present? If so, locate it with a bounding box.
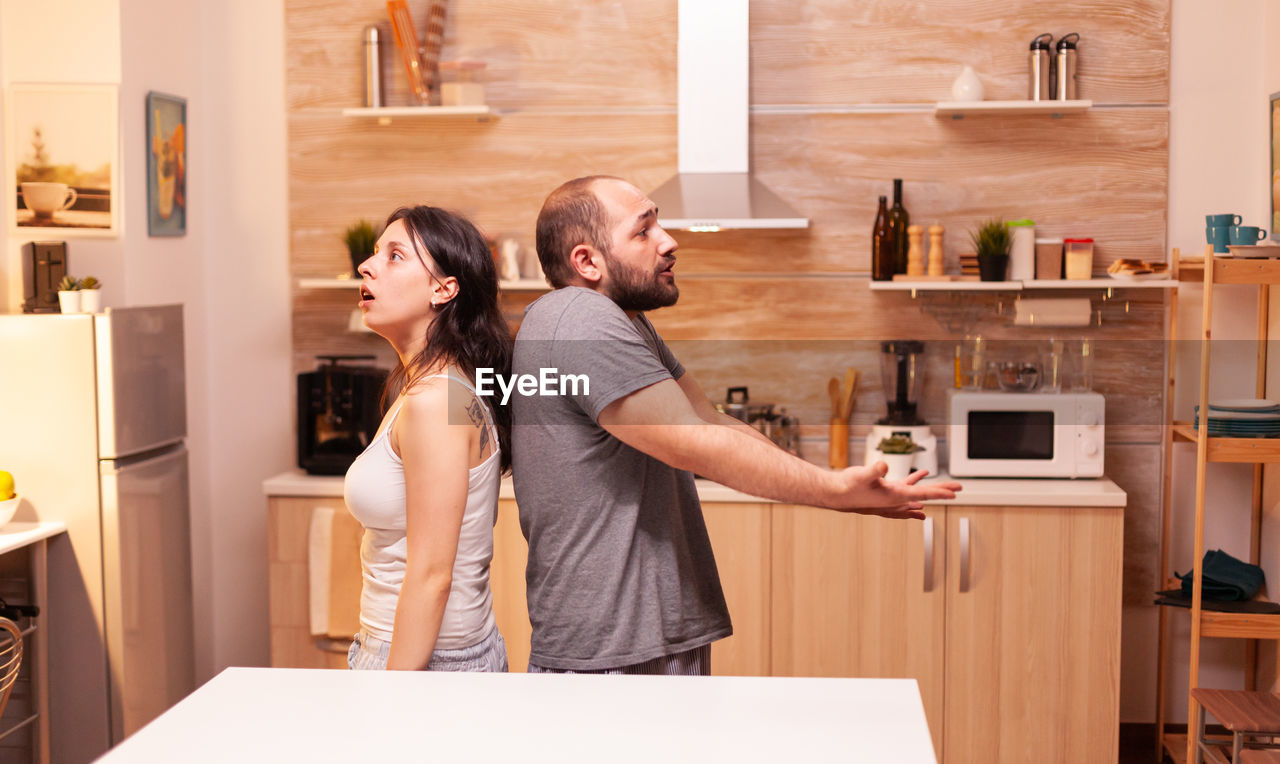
[948,391,1105,478]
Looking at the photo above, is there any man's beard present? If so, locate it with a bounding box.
[602,249,679,312]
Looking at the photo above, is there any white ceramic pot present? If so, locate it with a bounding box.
[58,290,81,314]
[881,452,915,481]
[80,289,101,313]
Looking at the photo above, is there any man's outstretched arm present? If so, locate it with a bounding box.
[598,377,960,518]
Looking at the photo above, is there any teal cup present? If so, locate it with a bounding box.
[1207,213,1243,226]
[1229,225,1268,245]
[1206,225,1230,252]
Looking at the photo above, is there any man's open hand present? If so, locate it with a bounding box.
[828,462,962,519]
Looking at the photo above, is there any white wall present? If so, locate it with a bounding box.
[1,0,291,691]
[1163,0,1277,723]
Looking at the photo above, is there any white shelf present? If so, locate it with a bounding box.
[869,280,1017,291]
[499,278,550,292]
[298,277,360,289]
[1022,278,1176,290]
[869,277,1175,292]
[301,277,548,292]
[934,99,1092,118]
[341,105,495,124]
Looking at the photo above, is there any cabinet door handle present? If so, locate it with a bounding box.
[922,515,935,593]
[959,517,971,593]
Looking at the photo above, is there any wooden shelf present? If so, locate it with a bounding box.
[934,99,1092,118]
[1162,732,1189,764]
[1177,256,1280,285]
[868,277,1175,292]
[1170,423,1280,463]
[341,105,496,124]
[1160,603,1280,639]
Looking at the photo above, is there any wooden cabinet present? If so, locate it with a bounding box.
[772,503,1122,764]
[491,499,772,677]
[267,496,360,669]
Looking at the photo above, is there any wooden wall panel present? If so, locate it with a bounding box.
[751,0,1170,105]
[286,0,678,110]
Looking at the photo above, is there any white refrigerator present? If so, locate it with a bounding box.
[0,305,194,763]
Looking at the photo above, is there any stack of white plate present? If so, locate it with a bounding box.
[1194,399,1280,437]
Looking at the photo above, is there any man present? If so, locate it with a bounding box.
[511,175,960,675]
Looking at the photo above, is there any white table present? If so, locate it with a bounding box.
[100,668,937,763]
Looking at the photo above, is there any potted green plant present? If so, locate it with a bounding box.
[970,218,1011,281]
[56,275,80,314]
[79,276,102,313]
[343,220,379,276]
[877,435,923,480]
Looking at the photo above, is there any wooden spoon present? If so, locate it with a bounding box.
[841,369,860,421]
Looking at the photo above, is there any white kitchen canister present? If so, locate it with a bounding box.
[1007,219,1036,281]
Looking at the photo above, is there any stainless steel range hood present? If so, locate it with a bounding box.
[650,0,808,232]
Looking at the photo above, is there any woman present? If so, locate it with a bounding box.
[344,205,512,671]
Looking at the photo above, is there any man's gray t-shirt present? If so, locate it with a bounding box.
[511,286,731,671]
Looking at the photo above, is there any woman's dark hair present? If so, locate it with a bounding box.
[381,205,513,473]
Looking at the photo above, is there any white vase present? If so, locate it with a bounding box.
[80,289,101,313]
[58,290,81,314]
[951,65,984,102]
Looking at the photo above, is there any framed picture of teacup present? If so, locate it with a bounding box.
[5,83,119,236]
[146,91,186,237]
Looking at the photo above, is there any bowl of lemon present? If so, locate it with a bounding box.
[0,471,17,528]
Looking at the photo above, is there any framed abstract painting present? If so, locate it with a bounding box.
[146,91,186,236]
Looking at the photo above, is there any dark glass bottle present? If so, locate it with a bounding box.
[872,196,893,281]
[887,179,910,273]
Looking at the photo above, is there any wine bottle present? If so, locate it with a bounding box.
[887,179,910,273]
[872,196,893,281]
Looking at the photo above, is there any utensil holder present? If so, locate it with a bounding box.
[829,420,849,469]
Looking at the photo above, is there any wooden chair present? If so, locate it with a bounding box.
[0,617,22,718]
[1191,688,1280,764]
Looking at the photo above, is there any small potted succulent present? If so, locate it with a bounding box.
[79,275,102,313]
[970,218,1011,281]
[343,220,379,276]
[877,435,923,481]
[56,275,80,314]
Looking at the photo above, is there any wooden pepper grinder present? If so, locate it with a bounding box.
[928,224,945,276]
[906,224,925,276]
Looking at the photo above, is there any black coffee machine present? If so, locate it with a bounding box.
[297,355,388,475]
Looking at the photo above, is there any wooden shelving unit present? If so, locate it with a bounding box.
[1156,245,1280,764]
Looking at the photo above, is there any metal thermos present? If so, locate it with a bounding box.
[1055,33,1079,101]
[363,24,384,108]
[1028,33,1053,101]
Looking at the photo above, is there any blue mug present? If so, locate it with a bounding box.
[1206,225,1230,253]
[1207,213,1243,226]
[1229,225,1268,245]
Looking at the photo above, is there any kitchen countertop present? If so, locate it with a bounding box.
[98,667,938,763]
[264,469,1125,507]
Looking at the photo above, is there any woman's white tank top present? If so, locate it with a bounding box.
[343,373,501,649]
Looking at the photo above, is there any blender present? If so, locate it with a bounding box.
[864,340,939,476]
